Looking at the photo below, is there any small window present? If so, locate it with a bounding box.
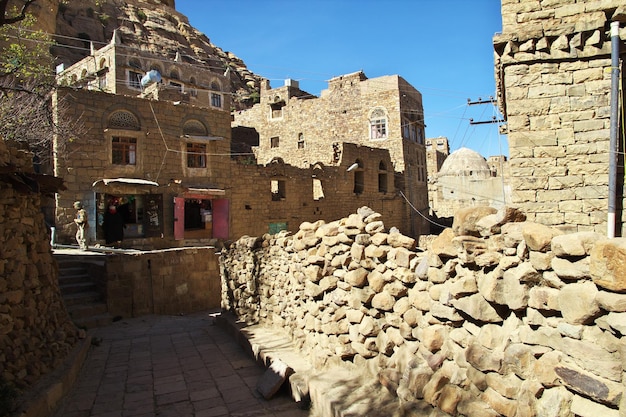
[211,92,222,108]
[98,74,107,89]
[170,70,180,80]
[313,178,324,200]
[270,137,279,148]
[112,137,137,165]
[370,108,387,139]
[271,179,286,201]
[128,70,142,89]
[270,101,284,119]
[353,159,364,194]
[297,133,305,149]
[169,81,182,92]
[189,77,197,97]
[187,142,206,168]
[378,161,388,193]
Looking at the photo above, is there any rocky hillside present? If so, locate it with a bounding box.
[46,0,261,107]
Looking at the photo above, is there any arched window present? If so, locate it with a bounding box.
[369,107,387,140]
[170,69,180,80]
[108,110,140,130]
[149,63,162,74]
[99,58,107,69]
[353,159,364,194]
[183,119,208,137]
[129,58,142,69]
[312,163,324,200]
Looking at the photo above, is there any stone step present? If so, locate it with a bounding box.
[59,281,96,295]
[58,272,91,286]
[72,313,115,330]
[67,302,108,320]
[62,291,102,307]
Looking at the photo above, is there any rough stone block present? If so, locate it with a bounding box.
[589,238,626,292]
[256,359,294,399]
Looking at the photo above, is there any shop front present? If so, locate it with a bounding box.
[174,188,228,240]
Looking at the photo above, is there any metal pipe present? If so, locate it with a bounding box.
[608,21,620,238]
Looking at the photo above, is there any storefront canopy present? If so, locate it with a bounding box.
[92,178,159,187]
[184,187,226,198]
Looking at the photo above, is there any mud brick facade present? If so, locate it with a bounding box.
[494,1,626,234]
[233,72,430,237]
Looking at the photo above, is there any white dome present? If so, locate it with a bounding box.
[438,147,491,177]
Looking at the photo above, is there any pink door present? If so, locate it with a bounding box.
[174,197,185,240]
[212,199,229,239]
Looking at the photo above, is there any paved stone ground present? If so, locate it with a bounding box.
[51,311,311,417]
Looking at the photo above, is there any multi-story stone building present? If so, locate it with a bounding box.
[494,1,626,234]
[51,35,428,247]
[232,71,430,237]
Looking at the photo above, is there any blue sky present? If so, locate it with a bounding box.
[176,0,506,157]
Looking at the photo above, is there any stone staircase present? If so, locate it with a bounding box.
[55,254,114,329]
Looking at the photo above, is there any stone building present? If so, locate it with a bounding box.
[53,33,233,247]
[232,71,430,237]
[51,35,423,246]
[494,1,626,234]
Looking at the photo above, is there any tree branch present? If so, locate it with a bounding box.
[0,0,38,26]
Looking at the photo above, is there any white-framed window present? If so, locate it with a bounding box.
[370,108,387,139]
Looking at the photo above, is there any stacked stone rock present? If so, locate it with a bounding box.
[220,205,626,416]
[0,139,80,392]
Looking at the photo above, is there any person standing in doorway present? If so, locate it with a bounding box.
[73,201,89,250]
[103,204,125,247]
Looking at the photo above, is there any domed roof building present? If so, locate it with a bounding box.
[429,147,510,219]
[438,147,492,179]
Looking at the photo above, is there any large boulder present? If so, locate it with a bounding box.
[452,206,498,237]
[589,238,626,292]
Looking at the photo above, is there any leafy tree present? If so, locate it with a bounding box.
[0,1,82,166]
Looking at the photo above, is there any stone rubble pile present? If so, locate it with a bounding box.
[0,139,80,392]
[220,206,626,416]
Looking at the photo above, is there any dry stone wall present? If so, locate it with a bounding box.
[220,206,626,416]
[0,139,80,393]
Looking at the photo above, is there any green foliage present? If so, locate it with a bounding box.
[249,91,260,104]
[98,13,110,26]
[0,377,17,417]
[136,9,147,23]
[0,11,54,88]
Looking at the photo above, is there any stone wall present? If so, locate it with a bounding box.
[494,0,626,234]
[220,206,626,416]
[106,247,221,318]
[227,142,410,239]
[0,139,80,393]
